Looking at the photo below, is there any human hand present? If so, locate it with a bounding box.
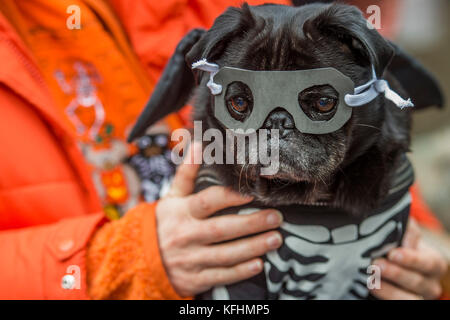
[156,142,283,297]
[371,219,447,299]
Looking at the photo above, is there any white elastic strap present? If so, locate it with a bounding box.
[345,66,414,109]
[192,59,222,95]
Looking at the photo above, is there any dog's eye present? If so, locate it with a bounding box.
[228,96,249,113]
[225,81,253,121]
[299,85,339,121]
[315,97,337,113]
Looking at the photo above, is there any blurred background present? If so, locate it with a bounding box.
[390,0,450,231]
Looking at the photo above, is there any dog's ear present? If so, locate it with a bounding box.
[304,4,395,77]
[185,3,255,69]
[127,28,205,142]
[128,4,254,142]
[304,4,444,110]
[387,41,444,110]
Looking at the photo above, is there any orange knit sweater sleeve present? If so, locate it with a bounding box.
[86,202,191,300]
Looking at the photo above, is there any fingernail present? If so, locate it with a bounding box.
[266,233,282,248]
[266,211,283,226]
[389,250,403,263]
[249,260,262,273]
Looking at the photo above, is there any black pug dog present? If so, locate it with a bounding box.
[129,3,443,299]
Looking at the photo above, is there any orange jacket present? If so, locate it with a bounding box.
[0,0,442,300]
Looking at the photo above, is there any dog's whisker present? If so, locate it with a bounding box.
[238,164,245,193]
[244,163,251,191]
[337,166,348,180]
[354,123,382,131]
[318,174,327,187]
[311,181,317,196]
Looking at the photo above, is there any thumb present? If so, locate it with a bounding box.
[167,141,202,198]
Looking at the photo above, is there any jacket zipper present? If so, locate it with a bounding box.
[1,35,48,90]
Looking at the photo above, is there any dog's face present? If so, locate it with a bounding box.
[187,3,411,212]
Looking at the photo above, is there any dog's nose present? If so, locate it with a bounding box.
[262,108,295,137]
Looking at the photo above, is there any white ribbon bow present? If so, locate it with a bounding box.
[344,66,414,109]
[192,59,222,95]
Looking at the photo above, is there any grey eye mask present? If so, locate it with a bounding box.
[192,59,413,134]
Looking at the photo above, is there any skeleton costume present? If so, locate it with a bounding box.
[196,154,414,300]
